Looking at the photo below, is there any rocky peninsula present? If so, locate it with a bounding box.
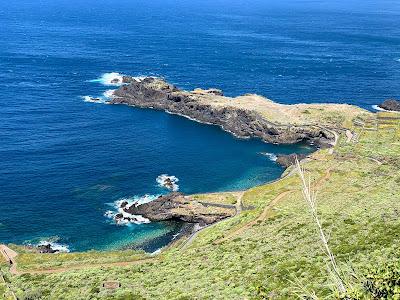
[108,76,364,148]
[115,192,235,226]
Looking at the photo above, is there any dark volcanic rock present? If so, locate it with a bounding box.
[122,76,136,84]
[37,244,57,254]
[379,99,400,112]
[111,77,335,147]
[120,201,129,208]
[164,178,174,190]
[276,153,307,168]
[124,192,234,226]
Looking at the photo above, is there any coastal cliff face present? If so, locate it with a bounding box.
[110,77,338,147]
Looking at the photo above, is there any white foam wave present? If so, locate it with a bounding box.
[103,89,116,99]
[165,110,214,125]
[259,152,278,162]
[156,174,180,191]
[81,96,108,104]
[104,210,114,218]
[115,210,151,225]
[150,248,162,256]
[106,195,159,225]
[37,241,70,253]
[372,105,400,113]
[90,72,124,86]
[372,104,386,111]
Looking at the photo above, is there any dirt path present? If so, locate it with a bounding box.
[215,167,332,244]
[180,192,244,250]
[235,191,244,214]
[0,245,18,275]
[318,168,331,185]
[315,127,338,154]
[0,245,17,264]
[12,258,155,275]
[215,190,294,244]
[1,243,155,275]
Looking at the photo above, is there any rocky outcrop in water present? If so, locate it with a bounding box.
[37,244,58,254]
[110,77,335,147]
[379,99,400,112]
[123,192,235,226]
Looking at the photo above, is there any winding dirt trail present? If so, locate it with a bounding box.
[345,130,354,143]
[215,190,294,244]
[1,244,155,276]
[215,167,332,244]
[11,258,156,275]
[180,192,244,250]
[0,245,18,275]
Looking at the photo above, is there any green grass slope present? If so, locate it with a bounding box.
[4,111,400,300]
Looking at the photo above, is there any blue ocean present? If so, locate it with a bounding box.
[1,0,399,252]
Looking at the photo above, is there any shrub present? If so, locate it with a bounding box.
[363,261,400,298]
[338,260,400,299]
[21,289,43,300]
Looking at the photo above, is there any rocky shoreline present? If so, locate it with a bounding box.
[378,99,400,112]
[83,74,369,252]
[108,76,337,148]
[100,76,337,235]
[115,192,235,227]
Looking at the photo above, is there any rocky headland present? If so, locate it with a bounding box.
[107,76,367,148]
[116,192,235,226]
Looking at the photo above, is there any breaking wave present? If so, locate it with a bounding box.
[89,72,124,86]
[371,105,400,113]
[81,95,108,104]
[36,240,70,253]
[81,88,115,104]
[259,152,278,162]
[105,195,158,225]
[103,89,116,99]
[372,104,386,112]
[156,174,179,191]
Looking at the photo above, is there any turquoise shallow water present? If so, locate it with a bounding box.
[0,0,399,252]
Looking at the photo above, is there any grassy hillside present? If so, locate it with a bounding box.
[3,111,400,299]
[195,92,367,127]
[0,254,15,300]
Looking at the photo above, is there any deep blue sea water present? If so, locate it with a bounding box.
[1,0,399,252]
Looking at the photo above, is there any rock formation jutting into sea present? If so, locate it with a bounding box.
[98,75,339,147]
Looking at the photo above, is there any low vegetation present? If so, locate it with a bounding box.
[4,110,400,299]
[0,256,15,300]
[14,249,147,272]
[191,192,239,205]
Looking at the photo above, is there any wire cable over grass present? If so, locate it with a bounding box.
[295,158,346,294]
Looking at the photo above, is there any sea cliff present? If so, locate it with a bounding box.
[108,77,365,147]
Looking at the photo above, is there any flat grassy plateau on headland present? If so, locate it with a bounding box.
[1,100,399,299]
